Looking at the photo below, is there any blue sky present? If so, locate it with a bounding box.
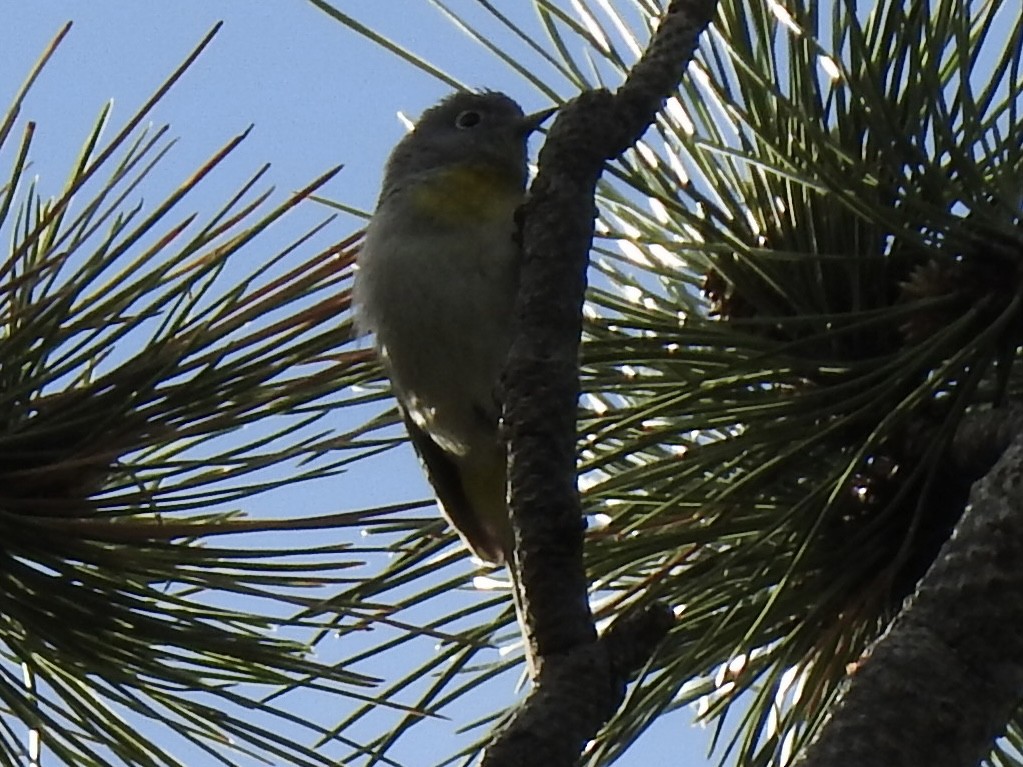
[1,3,716,766]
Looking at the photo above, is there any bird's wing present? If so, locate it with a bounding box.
[400,408,507,565]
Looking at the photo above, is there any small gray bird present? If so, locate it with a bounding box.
[354,91,553,627]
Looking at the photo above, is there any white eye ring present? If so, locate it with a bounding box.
[455,110,482,129]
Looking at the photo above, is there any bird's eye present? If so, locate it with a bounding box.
[455,110,482,129]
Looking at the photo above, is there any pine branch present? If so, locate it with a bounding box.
[797,409,1023,767]
[950,405,1023,481]
[483,2,719,765]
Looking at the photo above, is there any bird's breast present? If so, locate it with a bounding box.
[355,182,522,455]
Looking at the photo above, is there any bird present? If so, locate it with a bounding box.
[354,90,554,672]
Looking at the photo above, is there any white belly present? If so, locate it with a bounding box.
[354,204,519,455]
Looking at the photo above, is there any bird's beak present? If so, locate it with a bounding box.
[519,106,557,135]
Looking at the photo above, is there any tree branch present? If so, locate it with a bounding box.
[484,2,719,765]
[482,606,675,766]
[950,405,1023,480]
[798,420,1023,767]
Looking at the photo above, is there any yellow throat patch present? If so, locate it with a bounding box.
[408,164,523,225]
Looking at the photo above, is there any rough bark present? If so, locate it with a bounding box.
[482,2,719,766]
[798,412,1023,767]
